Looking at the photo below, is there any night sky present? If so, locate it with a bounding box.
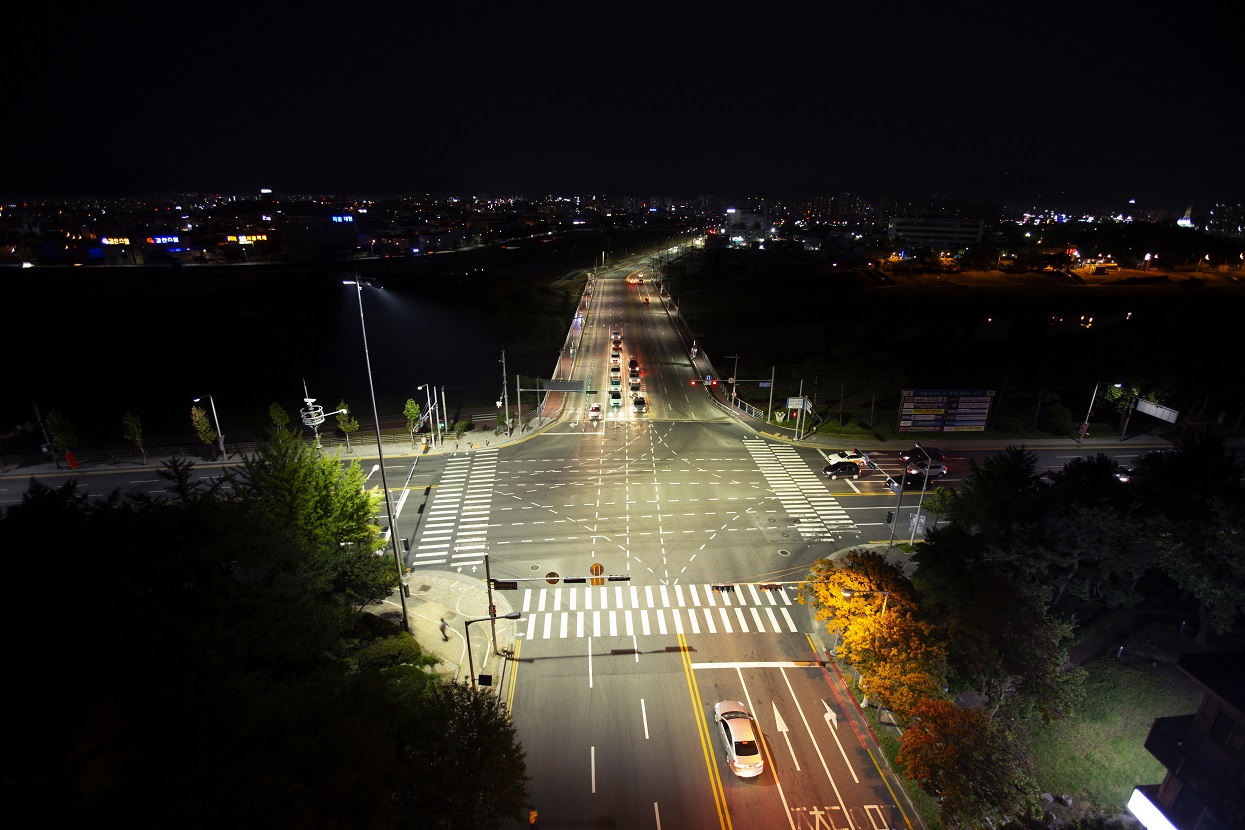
[5,4,1240,207]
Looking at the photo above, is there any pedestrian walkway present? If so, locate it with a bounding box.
[744,438,854,538]
[517,581,800,641]
[410,448,498,568]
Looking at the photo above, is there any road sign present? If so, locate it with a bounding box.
[758,381,771,388]
[885,477,901,495]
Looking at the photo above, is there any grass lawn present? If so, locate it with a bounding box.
[1024,655,1202,813]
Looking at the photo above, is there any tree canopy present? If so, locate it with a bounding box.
[0,434,528,827]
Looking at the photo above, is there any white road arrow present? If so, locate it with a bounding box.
[822,699,838,730]
[773,701,801,771]
[822,699,858,783]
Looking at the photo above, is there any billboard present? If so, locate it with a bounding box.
[899,389,995,432]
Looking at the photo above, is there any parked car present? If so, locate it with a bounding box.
[714,701,764,778]
[825,448,868,466]
[822,461,861,480]
[899,446,944,464]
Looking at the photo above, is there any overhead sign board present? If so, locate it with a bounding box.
[899,389,995,432]
[1136,399,1178,424]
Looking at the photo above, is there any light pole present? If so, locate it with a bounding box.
[1079,381,1122,442]
[300,379,347,449]
[418,383,438,448]
[192,394,226,460]
[725,354,740,402]
[343,279,409,632]
[465,611,521,691]
[909,443,932,545]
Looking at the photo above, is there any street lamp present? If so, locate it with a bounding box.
[1079,381,1122,442]
[909,443,932,545]
[418,383,438,448]
[300,379,347,449]
[464,611,521,691]
[192,394,226,460]
[343,279,409,632]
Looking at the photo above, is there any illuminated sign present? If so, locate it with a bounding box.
[100,237,130,245]
[146,236,179,244]
[899,389,995,432]
[331,215,353,223]
[226,234,268,243]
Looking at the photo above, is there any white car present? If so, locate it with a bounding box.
[714,701,764,778]
[825,448,868,467]
[588,403,602,420]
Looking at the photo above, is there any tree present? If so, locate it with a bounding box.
[946,446,1045,544]
[403,398,421,448]
[122,411,146,464]
[799,551,945,720]
[897,697,1040,827]
[336,400,359,452]
[45,409,77,455]
[268,401,291,430]
[388,679,530,828]
[190,405,218,457]
[1152,498,1245,644]
[228,427,398,618]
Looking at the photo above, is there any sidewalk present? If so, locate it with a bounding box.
[372,568,520,690]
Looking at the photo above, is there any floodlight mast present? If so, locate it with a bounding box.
[344,278,409,631]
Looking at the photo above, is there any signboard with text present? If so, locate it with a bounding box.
[899,389,995,432]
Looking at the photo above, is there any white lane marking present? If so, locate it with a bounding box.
[641,699,650,740]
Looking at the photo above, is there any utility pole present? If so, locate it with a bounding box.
[501,350,511,435]
[768,366,775,424]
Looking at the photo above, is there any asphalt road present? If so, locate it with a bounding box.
[0,259,1168,830]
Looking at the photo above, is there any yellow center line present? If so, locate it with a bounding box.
[505,639,522,715]
[678,631,732,829]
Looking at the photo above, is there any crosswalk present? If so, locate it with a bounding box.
[744,439,854,538]
[517,582,801,640]
[411,449,497,568]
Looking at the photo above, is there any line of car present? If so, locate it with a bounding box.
[822,447,950,483]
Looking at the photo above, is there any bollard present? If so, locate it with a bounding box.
[1115,645,1124,658]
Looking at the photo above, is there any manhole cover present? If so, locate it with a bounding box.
[782,532,790,538]
[419,584,432,593]
[778,550,790,557]
[530,564,540,571]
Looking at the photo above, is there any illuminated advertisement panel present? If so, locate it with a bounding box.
[899,389,995,432]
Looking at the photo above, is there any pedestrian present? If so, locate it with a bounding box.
[439,618,449,641]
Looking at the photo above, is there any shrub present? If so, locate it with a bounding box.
[1039,402,1074,435]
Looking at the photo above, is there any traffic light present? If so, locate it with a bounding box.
[690,379,698,386]
[607,575,631,582]
[710,378,719,386]
[758,583,782,591]
[711,584,736,593]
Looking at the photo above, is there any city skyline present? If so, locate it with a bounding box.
[5,5,1240,206]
